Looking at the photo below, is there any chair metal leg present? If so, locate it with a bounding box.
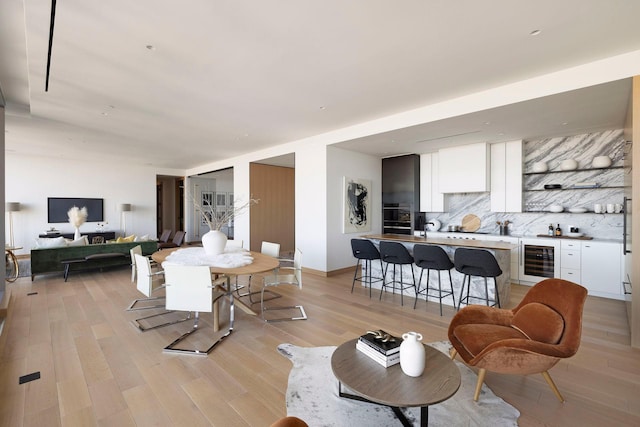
[494,277,501,308]
[484,277,490,306]
[351,259,362,292]
[237,274,281,305]
[163,278,234,355]
[132,310,191,332]
[448,270,456,310]
[126,296,166,311]
[260,285,307,323]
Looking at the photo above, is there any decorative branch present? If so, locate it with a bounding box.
[68,206,88,228]
[190,193,259,231]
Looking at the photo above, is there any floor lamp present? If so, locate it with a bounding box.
[6,202,20,248]
[120,203,132,237]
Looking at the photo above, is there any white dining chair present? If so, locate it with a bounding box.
[236,241,282,304]
[129,253,189,331]
[163,264,232,355]
[261,248,307,322]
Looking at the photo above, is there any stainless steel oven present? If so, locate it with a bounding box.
[519,238,561,283]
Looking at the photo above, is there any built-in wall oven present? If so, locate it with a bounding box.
[519,238,561,283]
[383,204,412,234]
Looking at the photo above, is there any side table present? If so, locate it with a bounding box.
[331,338,461,427]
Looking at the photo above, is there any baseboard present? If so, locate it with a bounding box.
[304,265,357,278]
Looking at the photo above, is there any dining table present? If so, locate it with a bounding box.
[151,246,280,351]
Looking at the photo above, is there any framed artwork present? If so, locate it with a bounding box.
[227,192,234,209]
[215,210,227,221]
[201,191,214,225]
[343,177,372,233]
[201,191,214,209]
[216,192,227,209]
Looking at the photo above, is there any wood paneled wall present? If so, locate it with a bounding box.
[249,163,295,254]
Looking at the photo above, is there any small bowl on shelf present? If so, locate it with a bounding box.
[568,207,587,213]
[567,232,584,238]
[591,156,612,168]
[560,159,578,171]
[548,204,564,213]
[532,161,548,173]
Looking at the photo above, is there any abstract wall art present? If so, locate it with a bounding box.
[343,177,371,233]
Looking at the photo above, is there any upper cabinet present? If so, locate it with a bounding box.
[419,153,445,212]
[438,142,490,193]
[490,140,523,212]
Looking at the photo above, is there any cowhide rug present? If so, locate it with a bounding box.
[278,341,520,427]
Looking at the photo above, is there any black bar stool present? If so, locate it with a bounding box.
[350,239,384,297]
[454,248,502,310]
[379,241,416,306]
[413,244,456,315]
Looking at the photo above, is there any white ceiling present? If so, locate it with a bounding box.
[2,1,640,169]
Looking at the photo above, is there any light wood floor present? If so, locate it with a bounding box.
[1,267,639,426]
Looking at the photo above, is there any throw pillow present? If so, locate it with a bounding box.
[34,236,66,249]
[66,236,89,247]
[116,235,136,243]
[511,302,565,344]
[134,234,149,242]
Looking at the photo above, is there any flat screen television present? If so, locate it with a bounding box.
[47,197,104,223]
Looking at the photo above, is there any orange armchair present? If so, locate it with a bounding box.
[448,278,588,402]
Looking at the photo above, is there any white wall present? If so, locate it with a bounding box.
[5,153,175,255]
[327,146,382,271]
[296,144,328,271]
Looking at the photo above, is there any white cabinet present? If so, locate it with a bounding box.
[438,142,489,193]
[581,241,622,298]
[419,153,445,212]
[560,240,581,283]
[490,140,522,212]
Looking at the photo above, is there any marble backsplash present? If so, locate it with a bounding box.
[421,129,628,240]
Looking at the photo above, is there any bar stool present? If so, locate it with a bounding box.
[379,241,416,306]
[350,239,384,297]
[454,248,502,310]
[413,244,456,315]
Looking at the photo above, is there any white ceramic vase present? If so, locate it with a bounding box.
[74,228,81,240]
[399,331,426,377]
[202,229,227,255]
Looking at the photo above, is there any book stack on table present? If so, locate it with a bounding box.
[356,330,402,367]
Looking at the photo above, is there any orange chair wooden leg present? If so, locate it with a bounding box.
[450,348,457,359]
[473,368,487,401]
[541,371,565,402]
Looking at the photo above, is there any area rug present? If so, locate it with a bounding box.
[278,341,520,427]
[17,258,31,278]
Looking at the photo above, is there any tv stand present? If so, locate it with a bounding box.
[39,231,116,242]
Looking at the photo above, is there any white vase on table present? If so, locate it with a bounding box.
[400,331,426,377]
[202,229,227,255]
[74,227,81,240]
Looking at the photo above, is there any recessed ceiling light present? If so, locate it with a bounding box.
[319,106,326,110]
[101,112,108,116]
[146,45,156,51]
[484,121,491,125]
[529,29,541,36]
[562,122,569,125]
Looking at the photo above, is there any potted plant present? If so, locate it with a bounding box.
[193,195,258,255]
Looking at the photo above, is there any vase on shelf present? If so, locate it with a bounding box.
[202,229,227,255]
[399,331,426,377]
[74,227,81,240]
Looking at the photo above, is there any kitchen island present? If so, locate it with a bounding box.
[362,234,517,308]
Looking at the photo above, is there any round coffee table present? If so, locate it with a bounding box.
[331,338,461,427]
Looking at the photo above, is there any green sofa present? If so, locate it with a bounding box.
[30,240,158,280]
